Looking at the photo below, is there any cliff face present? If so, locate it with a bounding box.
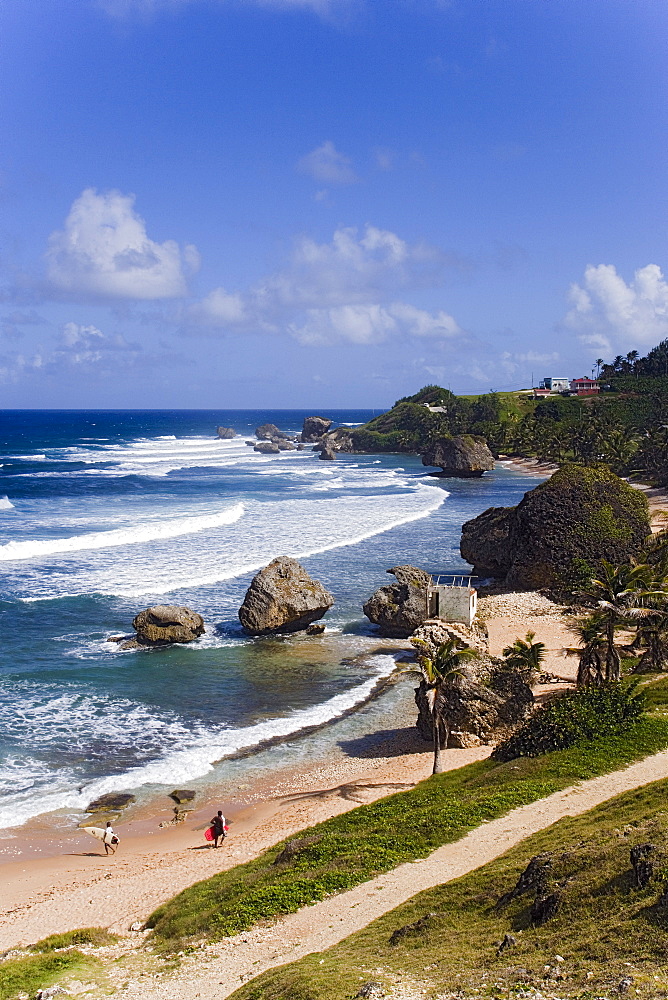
[460,465,650,593]
[421,435,495,477]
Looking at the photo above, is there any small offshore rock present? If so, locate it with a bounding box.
[422,434,495,478]
[131,605,205,646]
[301,415,333,442]
[239,556,334,634]
[87,791,135,812]
[169,789,196,804]
[254,441,280,454]
[276,439,295,451]
[363,565,432,638]
[216,426,236,439]
[319,444,336,461]
[255,423,290,441]
[306,622,326,635]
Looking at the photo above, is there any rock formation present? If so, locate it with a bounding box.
[461,464,650,593]
[421,435,495,477]
[317,427,356,454]
[216,426,236,439]
[238,556,334,634]
[254,441,280,454]
[119,605,205,649]
[363,565,432,637]
[256,423,292,442]
[413,656,533,748]
[410,618,488,657]
[319,444,336,461]
[301,415,333,442]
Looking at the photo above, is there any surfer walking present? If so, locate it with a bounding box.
[210,810,226,848]
[103,821,118,855]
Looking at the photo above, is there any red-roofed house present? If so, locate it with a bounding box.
[570,377,600,395]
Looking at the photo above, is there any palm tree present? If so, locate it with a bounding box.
[502,630,546,681]
[595,358,605,377]
[413,639,477,774]
[579,561,658,681]
[573,614,606,687]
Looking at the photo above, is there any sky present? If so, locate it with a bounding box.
[1,0,667,409]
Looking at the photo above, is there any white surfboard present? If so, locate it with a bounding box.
[83,826,117,843]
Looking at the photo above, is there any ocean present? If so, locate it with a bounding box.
[0,409,536,834]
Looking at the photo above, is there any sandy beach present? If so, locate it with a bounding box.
[3,458,667,958]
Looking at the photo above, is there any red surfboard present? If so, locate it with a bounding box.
[204,827,214,842]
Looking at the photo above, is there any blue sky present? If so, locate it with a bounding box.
[1,0,667,408]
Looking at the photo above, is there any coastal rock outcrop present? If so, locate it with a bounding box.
[317,427,356,454]
[414,658,533,748]
[238,556,335,634]
[254,441,280,454]
[460,464,651,593]
[410,617,489,657]
[256,423,292,442]
[119,605,205,649]
[216,426,236,439]
[363,565,431,637]
[319,444,336,461]
[421,435,495,477]
[301,415,333,442]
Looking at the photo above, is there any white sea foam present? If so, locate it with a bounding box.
[0,503,244,561]
[0,653,397,829]
[0,496,14,510]
[10,485,446,600]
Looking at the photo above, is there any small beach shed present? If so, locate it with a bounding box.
[427,574,477,626]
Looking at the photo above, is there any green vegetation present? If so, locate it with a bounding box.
[493,680,646,761]
[343,341,668,485]
[146,717,668,950]
[229,777,668,1000]
[29,927,117,952]
[0,951,94,1000]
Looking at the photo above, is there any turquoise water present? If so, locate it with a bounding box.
[0,410,534,830]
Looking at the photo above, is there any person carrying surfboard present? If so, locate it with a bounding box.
[103,821,119,855]
[209,810,226,848]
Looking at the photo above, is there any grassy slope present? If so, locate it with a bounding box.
[231,777,668,1000]
[0,930,116,1000]
[147,717,668,949]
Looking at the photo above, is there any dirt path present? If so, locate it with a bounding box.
[104,748,668,1000]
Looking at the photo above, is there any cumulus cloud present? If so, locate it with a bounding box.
[46,189,199,300]
[186,223,456,346]
[565,263,668,351]
[289,301,462,346]
[297,141,357,185]
[0,322,143,384]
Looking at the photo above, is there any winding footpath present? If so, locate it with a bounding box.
[105,748,668,1000]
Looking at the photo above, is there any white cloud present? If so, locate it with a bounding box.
[189,287,250,327]
[99,0,344,15]
[565,263,668,351]
[46,189,198,300]
[289,301,462,346]
[297,141,357,185]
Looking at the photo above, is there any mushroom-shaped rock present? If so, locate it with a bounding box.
[460,464,651,593]
[216,426,237,439]
[363,565,432,637]
[301,415,333,442]
[129,605,205,647]
[421,435,495,477]
[239,557,334,634]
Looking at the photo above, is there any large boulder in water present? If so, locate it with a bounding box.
[256,423,291,442]
[125,605,205,648]
[216,426,236,439]
[422,435,495,477]
[363,565,432,637]
[460,464,650,594]
[301,415,333,442]
[239,557,335,634]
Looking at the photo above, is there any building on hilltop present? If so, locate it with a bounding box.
[570,376,600,395]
